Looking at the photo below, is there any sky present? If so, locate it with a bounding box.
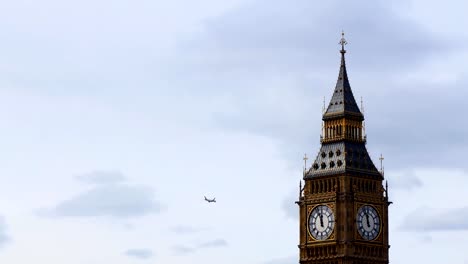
[0,0,468,263]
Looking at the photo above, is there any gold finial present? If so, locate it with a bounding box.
[339,30,347,52]
[379,154,385,174]
[322,96,326,114]
[303,153,308,170]
[360,96,364,114]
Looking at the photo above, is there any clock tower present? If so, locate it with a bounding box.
[296,33,391,264]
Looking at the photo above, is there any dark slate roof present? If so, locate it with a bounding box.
[323,51,363,120]
[305,47,381,179]
[305,141,382,179]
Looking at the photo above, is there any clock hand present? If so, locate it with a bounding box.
[319,211,324,227]
[365,213,371,228]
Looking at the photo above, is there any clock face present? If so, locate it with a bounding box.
[308,205,335,240]
[356,205,381,240]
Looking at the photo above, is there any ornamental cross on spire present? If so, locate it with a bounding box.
[339,31,347,52]
[379,154,385,172]
[303,153,309,176]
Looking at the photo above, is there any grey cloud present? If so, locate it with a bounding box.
[198,238,228,248]
[386,170,423,191]
[172,238,228,256]
[47,184,162,218]
[39,172,163,219]
[365,75,468,171]
[170,225,209,234]
[400,206,468,231]
[171,0,464,173]
[182,0,449,74]
[0,216,10,249]
[75,171,125,185]
[125,248,154,259]
[419,235,432,244]
[172,245,196,256]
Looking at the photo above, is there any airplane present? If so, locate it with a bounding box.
[204,196,216,203]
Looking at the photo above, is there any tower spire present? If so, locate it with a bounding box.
[322,31,363,121]
[306,32,381,179]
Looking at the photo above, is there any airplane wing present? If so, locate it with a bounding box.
[204,196,216,203]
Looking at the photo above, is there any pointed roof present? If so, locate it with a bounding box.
[323,34,363,121]
[305,33,382,180]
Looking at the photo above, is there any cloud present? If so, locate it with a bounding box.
[400,206,468,232]
[0,216,10,249]
[39,171,163,219]
[419,235,432,244]
[364,74,468,171]
[386,169,423,190]
[170,225,209,234]
[172,238,228,256]
[46,184,161,218]
[75,171,125,185]
[166,0,467,174]
[124,248,154,259]
[183,0,447,74]
[172,245,196,256]
[198,238,228,248]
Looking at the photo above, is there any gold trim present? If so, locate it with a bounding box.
[307,204,336,242]
[355,203,382,241]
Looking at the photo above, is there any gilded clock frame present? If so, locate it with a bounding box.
[306,203,336,242]
[354,203,383,242]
